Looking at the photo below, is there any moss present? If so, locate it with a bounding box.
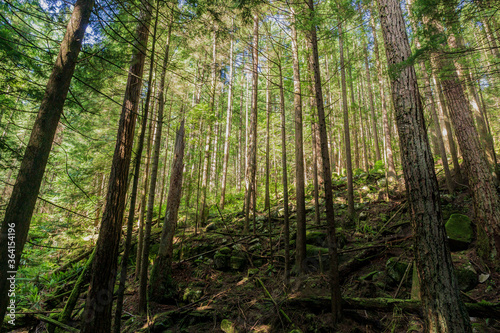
[445,214,473,243]
[306,244,329,257]
[230,256,246,271]
[219,247,232,255]
[221,319,237,333]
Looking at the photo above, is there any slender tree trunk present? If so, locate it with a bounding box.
[138,10,166,312]
[432,73,463,184]
[289,10,306,273]
[359,80,369,171]
[277,62,291,285]
[369,5,396,179]
[80,2,152,331]
[149,120,185,303]
[363,43,381,163]
[378,0,472,331]
[0,0,94,325]
[347,48,360,171]
[306,0,342,322]
[264,47,271,211]
[244,14,259,234]
[338,21,355,221]
[158,102,174,222]
[220,21,234,210]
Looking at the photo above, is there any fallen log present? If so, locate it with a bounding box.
[282,296,500,318]
[34,314,79,333]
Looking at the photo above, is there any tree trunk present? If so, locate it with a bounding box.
[80,2,152,331]
[149,120,185,303]
[369,5,396,180]
[338,21,355,222]
[289,10,306,273]
[138,8,166,312]
[244,14,259,234]
[0,0,94,325]
[378,0,472,331]
[429,21,500,267]
[264,47,271,211]
[220,20,234,210]
[306,0,342,322]
[363,44,381,163]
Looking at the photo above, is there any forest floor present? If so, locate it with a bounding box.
[6,168,500,333]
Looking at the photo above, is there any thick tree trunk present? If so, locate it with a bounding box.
[80,2,152,331]
[0,0,94,325]
[430,22,500,267]
[149,121,185,303]
[289,10,306,273]
[306,0,342,322]
[378,0,472,331]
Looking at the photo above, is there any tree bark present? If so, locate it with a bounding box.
[306,0,342,322]
[0,0,94,325]
[220,20,234,210]
[429,21,500,267]
[289,10,306,274]
[338,21,355,222]
[80,1,152,331]
[149,121,185,303]
[378,0,472,331]
[244,14,259,234]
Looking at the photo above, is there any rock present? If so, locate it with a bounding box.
[306,244,329,257]
[359,211,368,221]
[205,222,217,232]
[247,268,259,277]
[306,231,327,247]
[386,257,411,284]
[377,178,387,187]
[479,273,490,283]
[214,253,230,271]
[219,247,231,255]
[230,255,246,271]
[360,185,370,193]
[455,267,478,291]
[248,242,262,252]
[221,319,237,333]
[445,214,473,251]
[182,287,202,303]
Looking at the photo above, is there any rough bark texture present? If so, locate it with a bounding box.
[430,23,500,266]
[149,121,185,303]
[364,44,381,163]
[378,0,472,331]
[80,2,151,332]
[290,10,306,274]
[306,0,341,322]
[0,0,94,325]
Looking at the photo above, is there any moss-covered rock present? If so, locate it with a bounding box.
[221,319,237,333]
[306,231,327,247]
[445,214,473,251]
[214,253,230,271]
[455,267,478,292]
[305,244,329,257]
[386,257,411,284]
[182,287,203,303]
[230,255,246,271]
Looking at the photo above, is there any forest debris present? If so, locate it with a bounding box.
[282,296,500,318]
[51,249,93,275]
[256,278,292,324]
[34,314,79,332]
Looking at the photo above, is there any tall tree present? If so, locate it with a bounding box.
[80,1,152,331]
[306,0,342,322]
[289,9,306,273]
[378,0,472,330]
[244,14,259,234]
[0,0,94,324]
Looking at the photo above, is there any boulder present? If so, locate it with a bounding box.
[214,252,230,271]
[445,214,473,251]
[455,266,478,292]
[386,257,411,284]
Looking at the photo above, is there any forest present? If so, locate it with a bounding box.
[1,0,500,331]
